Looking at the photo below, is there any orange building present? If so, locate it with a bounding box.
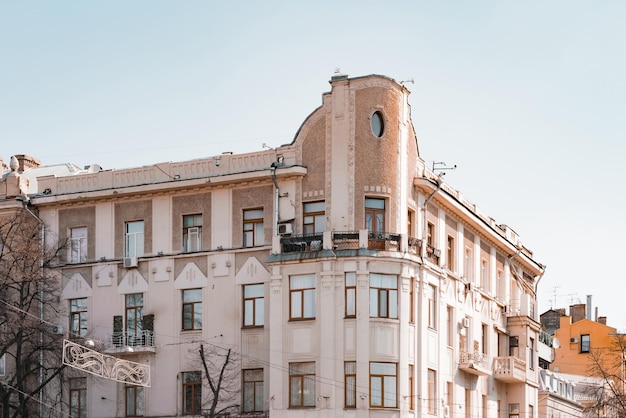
[551,303,618,376]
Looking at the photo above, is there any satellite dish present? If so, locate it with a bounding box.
[553,338,560,349]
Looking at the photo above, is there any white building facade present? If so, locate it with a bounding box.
[30,74,545,417]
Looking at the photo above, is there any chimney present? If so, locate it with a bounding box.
[14,154,41,172]
[586,295,592,320]
[570,304,586,323]
[598,317,607,325]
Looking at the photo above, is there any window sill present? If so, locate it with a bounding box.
[242,325,264,330]
[288,318,316,322]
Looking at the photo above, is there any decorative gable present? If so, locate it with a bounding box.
[235,257,269,285]
[61,273,92,299]
[118,270,149,294]
[174,262,208,290]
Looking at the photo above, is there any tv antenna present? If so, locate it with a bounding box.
[432,161,457,175]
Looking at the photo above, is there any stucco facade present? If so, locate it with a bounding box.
[4,74,546,417]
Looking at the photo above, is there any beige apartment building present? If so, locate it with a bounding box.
[4,74,545,417]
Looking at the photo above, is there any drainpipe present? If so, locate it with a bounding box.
[270,162,280,236]
[19,197,45,418]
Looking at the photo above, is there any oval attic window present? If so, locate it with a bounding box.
[371,111,384,138]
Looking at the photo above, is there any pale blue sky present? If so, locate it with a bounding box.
[2,1,625,329]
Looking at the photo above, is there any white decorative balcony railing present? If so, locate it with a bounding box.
[459,351,492,376]
[493,356,527,383]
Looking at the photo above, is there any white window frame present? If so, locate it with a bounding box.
[183,214,202,253]
[125,221,144,258]
[69,226,87,263]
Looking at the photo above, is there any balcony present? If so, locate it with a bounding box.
[459,351,492,376]
[279,230,402,254]
[105,330,156,354]
[493,356,527,383]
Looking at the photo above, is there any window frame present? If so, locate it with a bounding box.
[369,362,397,408]
[125,293,144,343]
[125,384,144,417]
[345,273,356,318]
[243,284,264,328]
[70,298,88,338]
[447,235,455,272]
[580,334,591,353]
[182,371,202,416]
[68,226,87,263]
[183,214,202,253]
[289,275,316,320]
[426,284,437,329]
[369,274,398,319]
[182,289,203,331]
[0,353,5,377]
[125,220,144,258]
[365,198,385,233]
[242,368,264,413]
[303,201,325,235]
[243,208,264,247]
[69,377,87,418]
[345,361,356,408]
[289,361,316,408]
[427,369,437,414]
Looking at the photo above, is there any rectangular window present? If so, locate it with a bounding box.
[447,235,455,271]
[69,377,86,418]
[427,284,437,328]
[125,221,144,258]
[447,381,454,418]
[243,209,264,247]
[409,278,415,323]
[125,385,144,417]
[370,362,397,408]
[289,362,316,408]
[125,293,143,345]
[581,334,590,353]
[69,226,87,263]
[365,198,385,233]
[183,214,202,253]
[481,323,488,354]
[480,258,488,290]
[243,369,264,412]
[482,395,487,418]
[303,201,325,234]
[464,247,473,281]
[427,369,437,414]
[182,371,202,415]
[427,222,435,247]
[0,354,5,377]
[290,275,316,320]
[369,274,398,319]
[528,404,534,418]
[409,365,415,411]
[447,306,454,347]
[182,289,202,331]
[345,273,356,318]
[243,284,264,327]
[345,362,356,408]
[70,298,88,337]
[529,338,535,370]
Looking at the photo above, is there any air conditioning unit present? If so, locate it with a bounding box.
[570,337,579,344]
[278,223,293,235]
[123,257,138,268]
[461,317,470,328]
[52,325,64,335]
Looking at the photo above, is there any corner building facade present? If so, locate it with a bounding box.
[34,74,544,417]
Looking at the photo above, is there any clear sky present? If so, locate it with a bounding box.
[2,1,625,330]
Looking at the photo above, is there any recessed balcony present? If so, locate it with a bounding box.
[493,356,527,383]
[459,351,492,376]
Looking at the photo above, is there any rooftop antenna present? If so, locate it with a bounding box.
[432,161,457,175]
[401,78,414,85]
[262,143,273,150]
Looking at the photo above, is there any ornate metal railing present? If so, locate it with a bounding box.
[280,233,323,252]
[109,330,155,348]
